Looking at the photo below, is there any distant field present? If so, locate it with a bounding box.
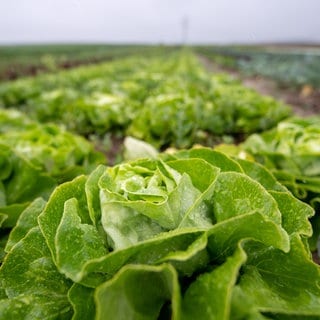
[195,44,320,88]
[0,44,172,81]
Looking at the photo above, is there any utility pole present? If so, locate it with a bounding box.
[181,15,189,45]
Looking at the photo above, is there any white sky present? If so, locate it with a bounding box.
[0,0,319,44]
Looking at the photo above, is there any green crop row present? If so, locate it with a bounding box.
[0,50,291,149]
[0,50,319,319]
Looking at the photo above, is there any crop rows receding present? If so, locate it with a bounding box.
[0,51,291,147]
[0,49,319,320]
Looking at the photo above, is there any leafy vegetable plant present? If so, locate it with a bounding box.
[1,148,319,319]
[0,108,105,261]
[0,108,105,183]
[243,117,320,248]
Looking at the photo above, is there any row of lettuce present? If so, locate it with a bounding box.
[196,46,320,89]
[0,51,291,148]
[0,51,319,319]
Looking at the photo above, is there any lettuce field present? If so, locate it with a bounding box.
[0,47,320,319]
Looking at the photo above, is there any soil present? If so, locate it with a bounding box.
[313,252,320,265]
[92,133,124,165]
[198,55,320,117]
[0,57,114,81]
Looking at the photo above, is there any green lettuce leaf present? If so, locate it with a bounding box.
[68,284,95,320]
[5,197,46,252]
[95,264,180,320]
[182,245,246,320]
[231,235,320,318]
[0,227,72,319]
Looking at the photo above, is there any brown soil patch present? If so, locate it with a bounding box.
[313,251,320,265]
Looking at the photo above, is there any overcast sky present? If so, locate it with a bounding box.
[1,0,320,44]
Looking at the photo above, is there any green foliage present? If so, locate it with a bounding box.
[197,45,320,88]
[0,51,291,148]
[243,117,320,206]
[0,108,105,259]
[0,143,56,228]
[0,108,105,183]
[0,49,316,319]
[0,110,105,183]
[238,52,320,88]
[242,116,320,250]
[0,148,318,319]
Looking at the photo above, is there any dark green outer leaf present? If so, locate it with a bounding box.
[55,198,106,282]
[269,191,313,237]
[95,264,180,320]
[78,229,207,287]
[38,175,88,263]
[207,212,289,262]
[212,172,282,225]
[5,198,46,252]
[232,235,320,317]
[68,284,95,320]
[85,165,106,226]
[0,227,72,319]
[169,148,243,173]
[237,158,286,192]
[182,245,246,320]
